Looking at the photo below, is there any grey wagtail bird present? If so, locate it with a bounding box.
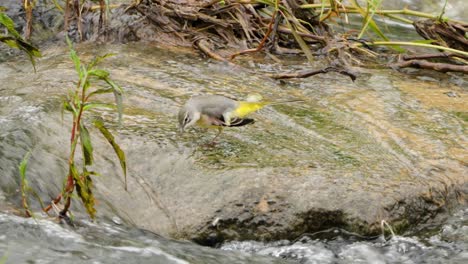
[178,94,301,141]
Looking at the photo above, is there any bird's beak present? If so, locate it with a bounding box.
[178,126,185,134]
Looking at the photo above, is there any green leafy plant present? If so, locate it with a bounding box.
[19,151,33,217]
[41,37,127,220]
[19,151,47,218]
[0,11,41,70]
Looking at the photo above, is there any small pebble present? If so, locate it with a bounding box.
[112,216,123,225]
[444,91,459,97]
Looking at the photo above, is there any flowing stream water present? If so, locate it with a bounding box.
[0,42,466,264]
[1,0,467,261]
[0,208,466,263]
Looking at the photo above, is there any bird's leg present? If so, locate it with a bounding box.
[202,127,223,147]
[211,127,223,143]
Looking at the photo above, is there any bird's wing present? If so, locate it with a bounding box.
[190,95,256,127]
[200,114,254,127]
[226,117,255,127]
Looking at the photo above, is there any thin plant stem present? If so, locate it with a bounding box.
[364,41,468,57]
[300,4,466,24]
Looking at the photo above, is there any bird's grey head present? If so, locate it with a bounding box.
[178,105,200,133]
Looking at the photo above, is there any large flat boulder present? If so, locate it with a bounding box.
[0,45,466,245]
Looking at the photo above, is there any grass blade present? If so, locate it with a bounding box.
[19,151,33,217]
[350,0,387,40]
[357,0,385,40]
[280,11,314,64]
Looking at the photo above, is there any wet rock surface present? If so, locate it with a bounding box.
[0,44,466,245]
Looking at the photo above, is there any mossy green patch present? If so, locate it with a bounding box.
[194,136,288,169]
[274,105,334,130]
[453,111,468,122]
[332,149,360,166]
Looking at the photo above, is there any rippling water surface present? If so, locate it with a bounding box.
[0,7,467,262]
[0,208,466,263]
[222,208,468,263]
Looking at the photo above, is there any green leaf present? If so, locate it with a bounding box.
[19,151,31,182]
[87,87,113,98]
[104,78,124,124]
[1,36,41,70]
[93,118,127,191]
[16,38,41,57]
[80,123,94,166]
[83,171,101,177]
[255,0,274,6]
[62,100,74,112]
[88,69,110,79]
[74,167,97,219]
[88,53,115,69]
[63,99,78,119]
[0,13,21,38]
[2,38,19,49]
[1,13,41,71]
[68,163,97,219]
[66,36,82,77]
[83,102,116,111]
[19,151,33,217]
[69,163,80,185]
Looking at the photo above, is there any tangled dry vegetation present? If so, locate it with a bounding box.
[121,0,467,78]
[5,0,468,77]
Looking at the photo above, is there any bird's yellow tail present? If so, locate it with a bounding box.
[234,99,303,118]
[234,102,269,118]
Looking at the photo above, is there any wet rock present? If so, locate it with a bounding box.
[0,45,466,247]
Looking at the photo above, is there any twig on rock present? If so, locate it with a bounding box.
[393,59,468,73]
[267,66,357,81]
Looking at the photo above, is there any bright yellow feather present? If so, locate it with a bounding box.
[234,101,270,118]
